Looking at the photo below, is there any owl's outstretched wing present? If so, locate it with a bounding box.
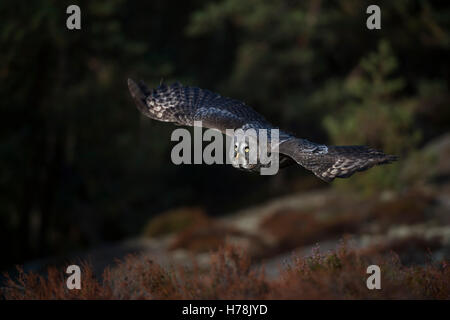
[128,79,273,133]
[278,138,398,182]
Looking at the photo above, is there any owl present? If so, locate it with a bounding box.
[128,79,397,182]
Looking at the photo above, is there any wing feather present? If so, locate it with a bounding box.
[279,138,397,182]
[128,79,272,133]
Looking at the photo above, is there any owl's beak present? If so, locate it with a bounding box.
[235,153,240,160]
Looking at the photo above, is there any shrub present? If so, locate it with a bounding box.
[169,221,268,258]
[2,242,449,300]
[259,207,365,255]
[322,41,421,193]
[369,189,434,228]
[142,207,209,238]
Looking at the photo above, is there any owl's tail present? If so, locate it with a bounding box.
[307,145,398,182]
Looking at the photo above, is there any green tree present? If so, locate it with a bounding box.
[322,40,421,192]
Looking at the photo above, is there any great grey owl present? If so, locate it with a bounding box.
[128,79,397,182]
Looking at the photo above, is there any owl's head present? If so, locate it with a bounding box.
[231,132,259,171]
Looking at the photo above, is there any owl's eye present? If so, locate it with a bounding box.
[234,146,238,151]
[244,147,249,153]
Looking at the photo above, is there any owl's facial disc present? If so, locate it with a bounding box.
[232,140,258,170]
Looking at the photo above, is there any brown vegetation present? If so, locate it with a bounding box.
[369,189,435,228]
[142,207,209,238]
[2,242,449,300]
[169,221,268,257]
[259,207,365,255]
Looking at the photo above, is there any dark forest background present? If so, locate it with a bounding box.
[0,0,449,270]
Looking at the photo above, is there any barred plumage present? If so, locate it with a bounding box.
[128,79,397,181]
[128,79,271,132]
[278,140,398,182]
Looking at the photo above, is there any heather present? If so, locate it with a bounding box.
[3,241,449,300]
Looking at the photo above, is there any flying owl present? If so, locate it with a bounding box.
[128,79,397,182]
